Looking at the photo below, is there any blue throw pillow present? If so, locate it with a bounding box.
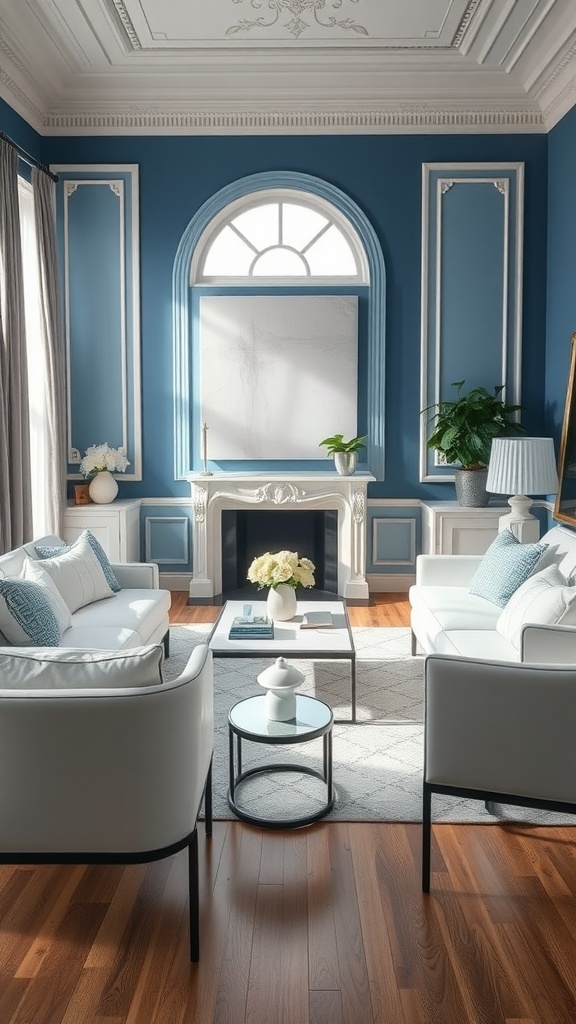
[0,577,61,645]
[35,529,121,593]
[469,529,548,607]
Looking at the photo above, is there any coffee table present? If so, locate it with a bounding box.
[208,599,357,722]
[227,693,334,828]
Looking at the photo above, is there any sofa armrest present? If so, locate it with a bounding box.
[520,623,576,664]
[415,554,483,587]
[111,562,160,589]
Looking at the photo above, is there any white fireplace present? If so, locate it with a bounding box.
[187,472,375,602]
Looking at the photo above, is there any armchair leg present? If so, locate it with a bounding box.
[411,630,417,656]
[188,829,200,962]
[422,783,432,893]
[204,758,213,836]
[163,630,170,659]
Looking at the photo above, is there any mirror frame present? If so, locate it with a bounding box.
[553,332,576,527]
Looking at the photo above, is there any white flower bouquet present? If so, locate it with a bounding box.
[79,443,130,477]
[247,550,315,591]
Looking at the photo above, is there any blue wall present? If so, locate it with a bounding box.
[0,96,550,501]
[546,105,576,436]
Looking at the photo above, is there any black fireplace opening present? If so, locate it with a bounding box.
[221,509,339,601]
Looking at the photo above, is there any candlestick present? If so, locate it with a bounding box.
[200,421,213,476]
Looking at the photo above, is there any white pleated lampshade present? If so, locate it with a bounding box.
[486,437,559,495]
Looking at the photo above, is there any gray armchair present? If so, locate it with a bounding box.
[0,642,213,960]
[423,654,576,892]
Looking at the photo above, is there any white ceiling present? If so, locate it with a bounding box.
[1,0,576,135]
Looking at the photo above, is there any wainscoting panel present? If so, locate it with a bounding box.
[54,165,142,480]
[420,162,524,482]
[367,502,420,591]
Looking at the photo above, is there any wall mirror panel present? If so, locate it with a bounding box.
[553,333,576,527]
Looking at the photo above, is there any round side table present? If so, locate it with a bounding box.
[227,693,334,829]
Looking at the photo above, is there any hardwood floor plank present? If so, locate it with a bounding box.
[307,825,341,992]
[309,989,343,1024]
[327,824,373,1023]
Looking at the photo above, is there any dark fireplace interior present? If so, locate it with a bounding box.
[221,509,339,601]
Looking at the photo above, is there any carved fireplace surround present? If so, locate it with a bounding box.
[187,472,375,603]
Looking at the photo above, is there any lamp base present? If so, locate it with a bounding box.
[498,495,540,543]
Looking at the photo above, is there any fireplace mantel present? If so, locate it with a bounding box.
[187,471,375,602]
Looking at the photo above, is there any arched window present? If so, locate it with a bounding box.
[173,171,385,480]
[191,190,369,285]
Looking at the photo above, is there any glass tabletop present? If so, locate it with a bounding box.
[229,693,332,741]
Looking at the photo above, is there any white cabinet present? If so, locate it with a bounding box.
[421,501,507,555]
[63,499,141,562]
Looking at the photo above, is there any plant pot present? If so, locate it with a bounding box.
[454,468,489,507]
[334,452,358,476]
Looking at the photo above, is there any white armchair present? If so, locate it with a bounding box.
[423,654,576,892]
[0,642,214,960]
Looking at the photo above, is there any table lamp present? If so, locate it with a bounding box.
[486,437,559,542]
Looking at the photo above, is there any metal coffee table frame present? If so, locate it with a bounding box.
[228,694,334,829]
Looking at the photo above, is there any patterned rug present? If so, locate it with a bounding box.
[165,624,574,825]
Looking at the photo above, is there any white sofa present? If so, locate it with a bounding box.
[0,532,171,653]
[410,523,576,663]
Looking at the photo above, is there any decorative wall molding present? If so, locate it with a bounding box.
[40,106,545,135]
[419,162,524,484]
[54,165,142,481]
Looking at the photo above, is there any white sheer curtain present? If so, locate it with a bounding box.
[17,171,66,539]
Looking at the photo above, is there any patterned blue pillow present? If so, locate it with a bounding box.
[35,529,121,593]
[0,578,61,645]
[469,530,548,607]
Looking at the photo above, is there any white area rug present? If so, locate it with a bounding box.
[165,625,574,825]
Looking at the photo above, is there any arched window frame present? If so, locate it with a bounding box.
[173,171,386,480]
[191,189,369,286]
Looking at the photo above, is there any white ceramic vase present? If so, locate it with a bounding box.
[88,470,119,504]
[266,583,297,621]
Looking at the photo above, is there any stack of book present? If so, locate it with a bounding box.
[229,613,274,640]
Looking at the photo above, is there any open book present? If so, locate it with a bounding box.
[299,610,334,629]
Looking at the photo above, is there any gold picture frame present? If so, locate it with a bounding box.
[553,332,576,527]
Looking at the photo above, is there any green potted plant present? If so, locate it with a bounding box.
[319,433,368,476]
[424,381,526,506]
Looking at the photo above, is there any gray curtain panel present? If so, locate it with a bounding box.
[33,167,67,537]
[0,141,32,553]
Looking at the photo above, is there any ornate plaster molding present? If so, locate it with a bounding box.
[452,1,483,49]
[41,106,544,134]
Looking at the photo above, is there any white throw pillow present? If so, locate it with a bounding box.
[21,557,73,635]
[0,644,164,690]
[35,531,116,613]
[496,564,576,650]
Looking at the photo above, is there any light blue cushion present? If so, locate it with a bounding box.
[469,530,548,608]
[35,529,121,594]
[0,578,61,646]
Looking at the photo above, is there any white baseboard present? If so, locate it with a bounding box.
[159,572,192,591]
[367,574,414,593]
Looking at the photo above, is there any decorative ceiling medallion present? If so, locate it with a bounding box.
[226,0,368,39]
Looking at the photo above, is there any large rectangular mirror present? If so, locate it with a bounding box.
[553,333,576,527]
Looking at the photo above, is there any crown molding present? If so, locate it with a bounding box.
[39,104,545,136]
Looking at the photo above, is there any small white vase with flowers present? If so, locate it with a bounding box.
[79,443,130,504]
[247,550,315,621]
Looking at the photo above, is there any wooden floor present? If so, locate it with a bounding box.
[0,594,574,1024]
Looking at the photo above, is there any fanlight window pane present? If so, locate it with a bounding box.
[203,225,254,276]
[305,225,358,276]
[231,204,279,251]
[252,248,308,276]
[282,203,328,250]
